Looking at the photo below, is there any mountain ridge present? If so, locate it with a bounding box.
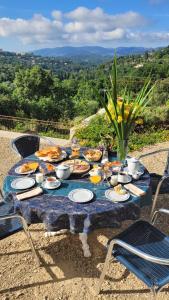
[33,46,152,58]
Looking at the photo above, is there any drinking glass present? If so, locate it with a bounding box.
[35,173,44,185]
[89,170,103,192]
[103,165,112,187]
[71,139,80,158]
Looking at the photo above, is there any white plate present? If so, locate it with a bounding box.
[11,177,35,190]
[105,189,130,202]
[15,166,35,175]
[118,174,132,184]
[42,181,61,190]
[40,150,67,162]
[68,188,94,203]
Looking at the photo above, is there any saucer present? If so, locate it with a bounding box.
[124,167,144,177]
[42,180,61,190]
[118,174,132,184]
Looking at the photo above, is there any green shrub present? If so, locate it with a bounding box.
[142,106,169,125]
[76,114,169,151]
[129,129,169,151]
[76,115,114,147]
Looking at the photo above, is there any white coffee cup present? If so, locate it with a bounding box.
[45,176,57,188]
[127,157,139,174]
[118,172,128,183]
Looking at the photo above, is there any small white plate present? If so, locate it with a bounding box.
[124,167,144,176]
[42,181,61,190]
[68,188,94,203]
[15,166,35,175]
[105,189,130,202]
[11,177,35,190]
[118,174,132,184]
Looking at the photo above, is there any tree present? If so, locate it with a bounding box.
[73,81,99,116]
[13,66,54,100]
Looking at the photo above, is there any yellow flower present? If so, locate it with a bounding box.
[135,118,144,125]
[125,104,132,110]
[117,99,123,108]
[107,102,115,120]
[117,96,123,101]
[117,115,123,123]
[124,109,130,120]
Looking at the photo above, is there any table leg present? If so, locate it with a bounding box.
[79,232,91,257]
[44,229,68,237]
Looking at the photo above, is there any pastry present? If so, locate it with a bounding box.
[84,149,102,161]
[20,162,39,173]
[114,184,127,195]
[35,146,62,159]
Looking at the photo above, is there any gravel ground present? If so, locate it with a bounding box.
[0,137,169,300]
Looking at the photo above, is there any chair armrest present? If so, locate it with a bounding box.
[137,148,169,160]
[109,238,169,265]
[151,208,169,224]
[0,213,17,219]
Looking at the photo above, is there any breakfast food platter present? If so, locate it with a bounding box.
[83,149,102,162]
[15,162,39,174]
[35,146,67,162]
[60,159,90,174]
[104,161,122,168]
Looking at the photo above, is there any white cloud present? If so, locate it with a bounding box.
[0,6,167,48]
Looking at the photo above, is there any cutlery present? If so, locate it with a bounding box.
[81,172,90,178]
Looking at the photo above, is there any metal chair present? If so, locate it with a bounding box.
[11,134,57,159]
[0,191,40,266]
[137,148,169,217]
[97,209,169,298]
[11,135,40,158]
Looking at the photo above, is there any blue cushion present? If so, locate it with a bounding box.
[111,220,169,288]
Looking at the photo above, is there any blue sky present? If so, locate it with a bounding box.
[0,0,169,51]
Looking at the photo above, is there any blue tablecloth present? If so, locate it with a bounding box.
[3,148,152,234]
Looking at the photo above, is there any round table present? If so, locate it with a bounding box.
[3,147,152,257]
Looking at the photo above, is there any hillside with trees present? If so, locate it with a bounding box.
[0,46,169,146]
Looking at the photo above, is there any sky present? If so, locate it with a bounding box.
[0,0,169,51]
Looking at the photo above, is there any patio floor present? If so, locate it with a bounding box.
[0,135,169,300]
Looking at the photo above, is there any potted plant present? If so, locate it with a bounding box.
[100,56,155,163]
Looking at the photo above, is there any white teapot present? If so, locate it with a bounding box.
[55,164,71,180]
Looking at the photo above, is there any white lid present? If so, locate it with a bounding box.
[128,157,138,162]
[56,164,70,170]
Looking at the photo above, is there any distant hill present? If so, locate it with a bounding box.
[33,46,151,58]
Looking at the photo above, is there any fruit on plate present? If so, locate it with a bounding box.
[114,184,127,195]
[83,149,102,162]
[104,161,121,168]
[61,159,90,174]
[35,146,62,159]
[39,163,55,174]
[20,162,39,173]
